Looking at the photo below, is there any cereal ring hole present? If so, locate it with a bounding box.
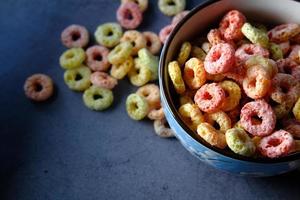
[244,47,254,55]
[212,51,221,62]
[279,82,290,93]
[166,0,176,6]
[93,94,103,100]
[212,121,221,130]
[146,40,152,47]
[75,73,83,81]
[251,115,263,125]
[66,52,75,59]
[203,92,213,100]
[93,53,103,61]
[34,83,43,92]
[125,9,134,20]
[71,31,81,41]
[267,138,282,147]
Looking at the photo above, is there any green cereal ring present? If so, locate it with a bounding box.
[168,61,185,94]
[128,58,151,86]
[269,42,283,61]
[177,41,191,66]
[158,0,186,16]
[126,93,149,120]
[225,128,256,157]
[59,48,86,69]
[253,23,268,33]
[191,45,206,61]
[110,56,134,79]
[64,66,91,91]
[241,23,269,48]
[108,41,133,65]
[94,23,123,48]
[138,48,159,80]
[83,85,113,111]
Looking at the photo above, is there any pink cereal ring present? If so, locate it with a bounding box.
[276,58,300,81]
[61,24,89,48]
[204,43,235,74]
[268,23,300,43]
[278,41,290,56]
[171,10,189,25]
[288,45,300,64]
[258,130,295,158]
[159,24,175,44]
[86,45,110,72]
[194,83,225,113]
[235,44,269,63]
[219,10,246,41]
[117,2,143,29]
[90,72,118,90]
[282,119,300,138]
[240,99,276,137]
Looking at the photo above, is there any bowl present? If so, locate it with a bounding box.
[159,0,300,176]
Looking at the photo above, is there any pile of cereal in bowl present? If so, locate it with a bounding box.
[167,10,300,158]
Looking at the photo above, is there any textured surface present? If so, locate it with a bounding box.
[0,0,300,199]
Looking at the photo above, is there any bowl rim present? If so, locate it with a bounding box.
[159,0,300,164]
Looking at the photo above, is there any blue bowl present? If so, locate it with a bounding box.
[159,0,300,176]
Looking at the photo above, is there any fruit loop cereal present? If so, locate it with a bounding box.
[90,72,118,90]
[138,48,159,80]
[179,103,204,131]
[158,0,186,16]
[288,45,300,64]
[83,85,113,111]
[177,42,192,66]
[108,41,133,65]
[117,2,143,29]
[293,97,300,121]
[168,61,185,94]
[219,80,241,112]
[205,111,231,133]
[235,44,269,63]
[59,48,86,69]
[143,31,162,55]
[86,45,110,72]
[197,122,227,149]
[64,66,91,91]
[148,104,165,120]
[171,10,189,25]
[153,118,174,138]
[61,24,89,48]
[283,119,300,138]
[110,56,133,80]
[94,23,123,48]
[136,84,160,108]
[241,23,269,48]
[268,23,300,43]
[121,0,148,12]
[159,24,175,44]
[121,30,146,55]
[183,58,206,90]
[128,58,151,86]
[126,93,149,120]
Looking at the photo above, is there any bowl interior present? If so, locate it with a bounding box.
[160,0,300,163]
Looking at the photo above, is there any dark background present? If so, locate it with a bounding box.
[0,0,300,199]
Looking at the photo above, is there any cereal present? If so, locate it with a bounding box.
[108,41,133,65]
[138,48,159,80]
[171,10,189,25]
[121,30,146,55]
[148,103,165,120]
[204,43,235,74]
[128,58,151,86]
[121,0,148,12]
[201,42,212,54]
[241,23,269,48]
[205,111,231,133]
[61,24,89,48]
[136,84,160,108]
[94,23,123,48]
[235,44,269,63]
[206,73,225,82]
[277,58,298,74]
[282,119,300,138]
[153,118,174,138]
[86,45,110,72]
[159,24,175,44]
[179,92,194,105]
[223,64,246,86]
[191,46,206,61]
[126,93,149,120]
[197,123,227,149]
[183,58,206,90]
[258,130,295,158]
[83,85,113,111]
[269,42,283,61]
[90,72,118,90]
[293,97,300,121]
[177,41,191,66]
[64,66,91,91]
[240,99,276,137]
[291,33,300,44]
[24,74,54,102]
[220,80,241,112]
[245,55,277,78]
[268,23,300,43]
[59,48,86,69]
[179,103,204,131]
[110,56,134,79]
[158,0,186,16]
[168,61,185,94]
[273,100,294,119]
[117,2,143,29]
[194,83,225,113]
[225,128,256,157]
[207,29,224,46]
[288,45,300,64]
[278,41,290,55]
[143,31,162,55]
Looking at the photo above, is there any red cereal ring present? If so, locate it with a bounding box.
[288,45,300,64]
[61,24,89,48]
[204,43,235,74]
[194,83,225,113]
[268,23,300,43]
[219,10,246,41]
[258,130,295,158]
[282,119,300,138]
[235,44,269,63]
[90,72,118,90]
[86,45,110,72]
[116,2,143,29]
[159,24,175,44]
[240,99,276,137]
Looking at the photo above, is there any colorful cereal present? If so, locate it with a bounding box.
[268,23,300,43]
[110,56,134,80]
[59,48,86,69]
[177,41,191,66]
[64,66,91,91]
[205,111,231,133]
[61,24,89,48]
[168,61,185,94]
[158,0,186,16]
[86,45,110,72]
[128,58,152,86]
[153,118,174,138]
[293,97,300,121]
[183,58,206,90]
[126,93,149,120]
[143,31,162,55]
[108,41,133,65]
[197,122,227,149]
[241,23,269,48]
[121,0,148,12]
[220,80,241,112]
[159,24,175,44]
[117,2,143,29]
[94,23,123,48]
[90,72,117,90]
[121,30,146,55]
[83,85,113,111]
[179,103,204,131]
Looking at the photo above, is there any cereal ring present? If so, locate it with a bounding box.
[138,48,159,80]
[64,66,91,91]
[282,119,300,138]
[288,45,300,64]
[240,99,276,137]
[143,31,162,55]
[268,23,300,43]
[153,118,174,138]
[205,111,231,133]
[171,10,189,25]
[258,130,295,158]
[207,29,224,46]
[110,56,133,80]
[121,0,148,12]
[223,65,246,86]
[61,24,89,48]
[235,44,269,63]
[83,85,113,111]
[90,72,117,90]
[245,56,277,78]
[293,97,300,121]
[177,41,191,66]
[278,41,290,56]
[94,23,123,48]
[59,48,86,69]
[197,123,227,149]
[277,58,298,75]
[148,103,165,120]
[241,23,269,48]
[194,83,225,113]
[128,58,151,86]
[220,80,241,112]
[219,10,246,41]
[191,45,206,61]
[121,30,146,55]
[272,99,294,119]
[168,61,185,94]
[206,73,225,82]
[117,2,143,29]
[136,84,160,108]
[158,0,186,16]
[126,93,149,120]
[159,24,175,44]
[24,74,54,102]
[179,90,195,105]
[86,45,110,72]
[253,23,268,33]
[108,41,133,65]
[204,43,235,74]
[201,42,212,54]
[225,128,256,157]
[179,103,204,131]
[269,42,283,61]
[183,58,206,90]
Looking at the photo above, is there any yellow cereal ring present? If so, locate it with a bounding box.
[241,23,269,48]
[121,30,146,56]
[138,48,159,80]
[168,61,186,94]
[126,93,149,120]
[183,58,206,90]
[128,58,151,86]
[64,66,91,91]
[108,41,133,65]
[178,103,204,131]
[245,55,278,78]
[83,85,113,111]
[191,45,207,61]
[59,48,86,69]
[177,41,192,66]
[204,111,232,133]
[197,122,227,149]
[110,56,134,80]
[220,80,241,112]
[269,42,283,61]
[293,97,300,121]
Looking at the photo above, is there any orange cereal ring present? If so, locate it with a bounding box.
[220,80,241,112]
[204,111,231,133]
[179,103,204,131]
[136,84,160,108]
[90,72,118,90]
[288,45,300,64]
[148,103,164,120]
[282,119,300,138]
[197,122,227,149]
[223,65,246,86]
[207,29,224,46]
[183,58,206,90]
[235,44,269,63]
[268,23,300,43]
[277,58,300,81]
[293,97,300,121]
[143,31,162,55]
[168,61,185,94]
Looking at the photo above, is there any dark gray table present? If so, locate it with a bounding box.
[1,0,300,199]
